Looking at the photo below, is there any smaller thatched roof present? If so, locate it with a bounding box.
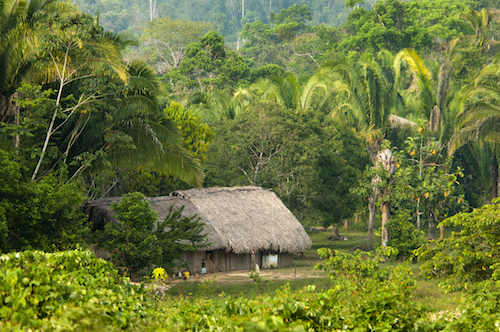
[84,186,312,255]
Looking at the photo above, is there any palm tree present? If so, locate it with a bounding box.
[0,0,78,120]
[0,2,204,189]
[251,73,348,113]
[449,61,500,200]
[320,53,407,240]
[396,44,466,239]
[29,14,127,180]
[187,90,247,122]
[394,49,435,122]
[395,42,460,143]
[59,60,204,188]
[458,8,497,51]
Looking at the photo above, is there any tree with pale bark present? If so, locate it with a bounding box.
[139,17,211,74]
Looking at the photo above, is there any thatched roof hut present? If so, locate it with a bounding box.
[84,187,312,271]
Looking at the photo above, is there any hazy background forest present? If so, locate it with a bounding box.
[73,0,354,43]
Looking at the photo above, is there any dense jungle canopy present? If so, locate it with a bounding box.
[2,0,500,248]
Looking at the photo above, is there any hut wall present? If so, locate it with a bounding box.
[255,250,262,268]
[185,250,287,273]
[278,253,294,268]
[185,251,206,274]
[228,252,252,271]
[212,250,226,272]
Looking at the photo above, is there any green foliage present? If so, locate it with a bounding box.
[241,20,275,48]
[0,250,147,331]
[270,4,312,26]
[415,198,500,293]
[250,64,286,82]
[139,17,211,73]
[315,246,398,281]
[395,128,466,225]
[73,0,353,42]
[304,247,425,331]
[164,102,214,161]
[249,271,264,284]
[166,31,249,94]
[2,83,56,154]
[339,0,473,54]
[0,148,89,253]
[387,212,425,260]
[429,291,500,331]
[4,247,500,331]
[269,4,312,41]
[203,104,368,226]
[154,204,208,272]
[98,192,161,273]
[345,0,365,8]
[315,119,371,226]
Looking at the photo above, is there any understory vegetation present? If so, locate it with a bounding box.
[3,227,500,331]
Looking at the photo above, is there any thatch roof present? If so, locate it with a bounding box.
[83,186,312,255]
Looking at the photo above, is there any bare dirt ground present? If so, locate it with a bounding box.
[168,260,324,285]
[133,259,325,293]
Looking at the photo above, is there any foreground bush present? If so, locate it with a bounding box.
[0,250,151,331]
[415,198,500,293]
[3,248,500,331]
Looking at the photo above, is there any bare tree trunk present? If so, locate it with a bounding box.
[439,224,445,239]
[13,98,20,149]
[493,143,498,199]
[381,201,389,247]
[32,81,65,180]
[149,0,157,21]
[368,196,376,239]
[416,197,421,230]
[331,226,340,240]
[428,212,435,240]
[228,0,236,17]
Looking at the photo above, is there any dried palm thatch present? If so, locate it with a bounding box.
[84,186,312,255]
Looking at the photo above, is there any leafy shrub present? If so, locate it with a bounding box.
[415,198,500,293]
[98,192,161,274]
[0,250,148,331]
[154,204,208,273]
[387,212,424,261]
[97,192,208,277]
[0,148,89,253]
[5,248,500,331]
[249,270,264,284]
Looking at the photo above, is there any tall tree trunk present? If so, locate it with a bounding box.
[428,212,435,240]
[381,201,389,246]
[368,195,376,239]
[13,100,20,149]
[493,143,498,199]
[439,224,445,239]
[416,197,421,230]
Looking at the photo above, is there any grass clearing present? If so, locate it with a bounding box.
[166,276,333,299]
